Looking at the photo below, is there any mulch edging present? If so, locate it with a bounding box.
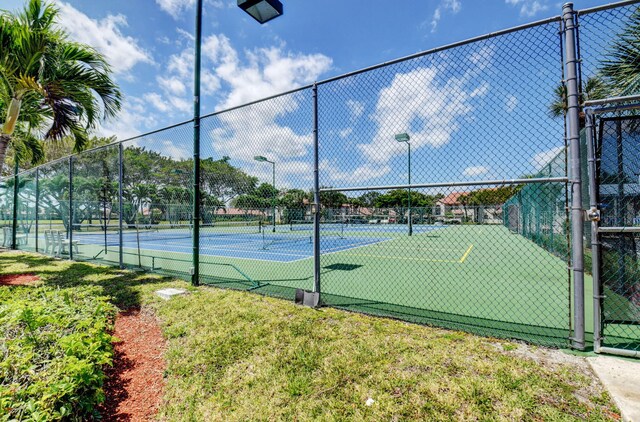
[100,307,167,421]
[0,273,40,286]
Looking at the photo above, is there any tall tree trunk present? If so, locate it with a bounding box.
[0,133,11,173]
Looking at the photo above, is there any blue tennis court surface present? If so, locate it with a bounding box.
[71,224,446,263]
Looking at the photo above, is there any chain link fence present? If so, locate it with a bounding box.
[2,1,640,352]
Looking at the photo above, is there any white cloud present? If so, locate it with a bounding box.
[156,0,224,18]
[99,97,157,141]
[531,146,564,170]
[160,140,191,160]
[55,2,152,75]
[470,82,490,98]
[430,0,462,33]
[339,128,353,139]
[321,160,391,186]
[157,76,188,97]
[358,67,474,163]
[462,166,490,177]
[505,0,549,17]
[346,100,365,120]
[505,94,519,113]
[204,34,332,109]
[194,35,332,181]
[167,49,194,79]
[144,93,171,113]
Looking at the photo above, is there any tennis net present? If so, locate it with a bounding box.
[73,221,262,244]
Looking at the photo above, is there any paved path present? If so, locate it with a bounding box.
[588,356,640,422]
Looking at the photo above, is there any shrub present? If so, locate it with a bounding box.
[0,286,116,421]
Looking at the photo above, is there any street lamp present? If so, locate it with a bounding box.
[191,0,283,285]
[254,155,276,232]
[238,0,283,24]
[395,133,412,236]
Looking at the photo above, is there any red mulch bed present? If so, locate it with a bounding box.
[100,307,166,421]
[0,273,39,286]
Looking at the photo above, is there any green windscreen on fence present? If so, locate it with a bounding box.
[503,148,569,260]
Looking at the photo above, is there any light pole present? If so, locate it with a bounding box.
[191,0,283,286]
[395,133,412,236]
[254,156,276,232]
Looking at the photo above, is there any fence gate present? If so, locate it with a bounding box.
[585,97,640,357]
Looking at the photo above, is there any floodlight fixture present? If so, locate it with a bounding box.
[238,0,283,24]
[395,133,410,143]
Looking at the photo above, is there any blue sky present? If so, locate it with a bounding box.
[1,0,621,191]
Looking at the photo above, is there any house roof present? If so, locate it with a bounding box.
[437,192,469,206]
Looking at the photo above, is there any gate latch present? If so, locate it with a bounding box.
[586,207,600,222]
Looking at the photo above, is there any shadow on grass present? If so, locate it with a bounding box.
[0,251,174,309]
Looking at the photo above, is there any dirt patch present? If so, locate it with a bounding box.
[101,307,166,421]
[493,342,620,418]
[0,273,40,286]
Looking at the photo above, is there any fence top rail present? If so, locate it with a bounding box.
[576,0,640,16]
[319,177,569,193]
[584,94,640,107]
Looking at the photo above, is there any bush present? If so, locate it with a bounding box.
[0,286,116,421]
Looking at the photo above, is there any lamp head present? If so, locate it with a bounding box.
[395,133,410,143]
[238,0,283,24]
[254,156,268,162]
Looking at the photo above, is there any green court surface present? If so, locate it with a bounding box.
[19,223,599,347]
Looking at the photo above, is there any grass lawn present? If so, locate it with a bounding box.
[0,251,620,421]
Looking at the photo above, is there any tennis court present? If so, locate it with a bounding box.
[70,221,398,263]
[58,221,588,346]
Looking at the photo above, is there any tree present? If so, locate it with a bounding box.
[319,188,347,210]
[601,8,640,96]
[280,189,309,223]
[548,76,609,120]
[358,191,381,208]
[232,183,277,211]
[0,0,121,172]
[200,157,257,204]
[374,190,443,223]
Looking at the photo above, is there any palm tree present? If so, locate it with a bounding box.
[601,8,640,96]
[548,76,609,121]
[0,0,121,172]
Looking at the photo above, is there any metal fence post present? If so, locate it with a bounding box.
[11,159,18,250]
[35,167,39,252]
[313,83,321,296]
[118,142,124,269]
[191,0,203,286]
[68,156,74,261]
[563,2,585,350]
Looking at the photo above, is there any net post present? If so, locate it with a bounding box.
[313,83,321,298]
[118,142,124,269]
[68,155,74,261]
[11,159,18,250]
[563,2,585,350]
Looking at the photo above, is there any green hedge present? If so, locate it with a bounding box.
[0,286,116,421]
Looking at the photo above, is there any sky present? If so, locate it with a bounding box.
[0,0,625,191]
